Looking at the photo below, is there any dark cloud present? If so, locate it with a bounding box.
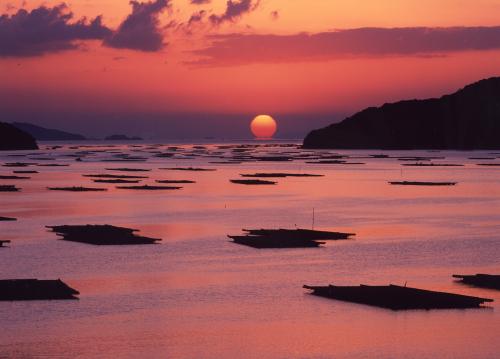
[209,0,259,26]
[105,0,171,52]
[189,26,500,66]
[188,10,207,27]
[0,4,111,57]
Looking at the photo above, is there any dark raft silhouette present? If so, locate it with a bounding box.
[0,185,20,192]
[453,274,500,290]
[230,179,277,185]
[303,77,500,149]
[240,173,324,178]
[116,185,182,190]
[388,181,457,186]
[0,240,11,247]
[228,228,355,248]
[83,174,148,179]
[0,279,79,300]
[93,179,141,184]
[47,224,161,245]
[0,175,30,180]
[0,122,38,151]
[303,284,493,310]
[47,186,107,192]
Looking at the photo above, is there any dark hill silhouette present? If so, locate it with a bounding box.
[11,122,86,141]
[0,122,38,150]
[303,77,500,149]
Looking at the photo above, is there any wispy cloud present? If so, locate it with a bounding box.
[189,27,500,66]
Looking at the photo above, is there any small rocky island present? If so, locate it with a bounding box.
[0,122,38,151]
[303,77,500,149]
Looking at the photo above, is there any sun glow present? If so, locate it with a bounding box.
[250,115,277,139]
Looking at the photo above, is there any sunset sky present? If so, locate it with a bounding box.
[2,0,500,138]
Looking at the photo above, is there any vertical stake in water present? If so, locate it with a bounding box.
[312,207,315,230]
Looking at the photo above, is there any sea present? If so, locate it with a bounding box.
[1,141,499,358]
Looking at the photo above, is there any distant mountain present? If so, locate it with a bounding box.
[105,134,143,141]
[303,77,500,149]
[0,122,38,150]
[11,122,86,141]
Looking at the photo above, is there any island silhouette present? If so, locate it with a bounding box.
[303,77,500,149]
[0,122,38,151]
[11,122,86,141]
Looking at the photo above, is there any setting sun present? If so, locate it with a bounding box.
[250,115,277,138]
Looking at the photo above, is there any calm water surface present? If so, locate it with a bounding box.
[1,142,499,358]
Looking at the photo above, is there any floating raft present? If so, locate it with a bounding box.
[254,156,292,162]
[240,173,324,178]
[397,156,444,161]
[453,274,500,290]
[101,159,146,162]
[229,235,323,248]
[229,228,354,248]
[303,284,493,310]
[209,161,242,164]
[306,160,365,165]
[0,240,11,247]
[230,179,276,185]
[0,279,79,300]
[83,174,148,179]
[93,179,140,184]
[47,224,161,245]
[153,153,174,158]
[243,228,355,240]
[2,162,35,167]
[156,180,196,184]
[0,185,20,192]
[160,167,216,171]
[0,175,30,180]
[389,181,457,186]
[116,185,182,190]
[47,186,107,192]
[105,168,151,172]
[401,163,463,167]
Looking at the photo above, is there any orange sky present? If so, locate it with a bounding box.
[30,0,500,29]
[2,0,500,138]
